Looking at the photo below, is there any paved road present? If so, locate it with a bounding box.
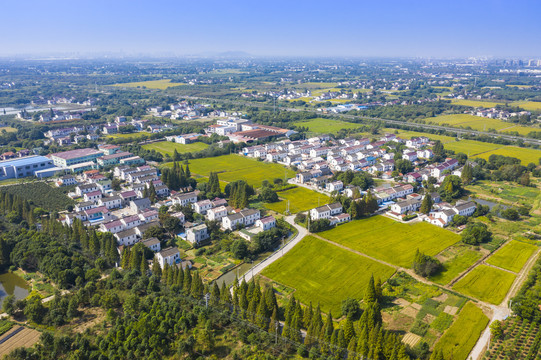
[239,215,308,283]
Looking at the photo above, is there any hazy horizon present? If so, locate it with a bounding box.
[2,0,541,58]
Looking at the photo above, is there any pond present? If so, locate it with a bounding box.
[0,272,29,307]
[468,197,509,211]
[215,261,260,287]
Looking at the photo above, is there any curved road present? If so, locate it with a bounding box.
[239,215,308,284]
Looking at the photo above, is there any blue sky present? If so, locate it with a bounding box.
[2,0,540,58]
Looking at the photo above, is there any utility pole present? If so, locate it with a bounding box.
[275,321,279,344]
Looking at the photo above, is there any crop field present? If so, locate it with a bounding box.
[318,216,461,268]
[433,302,489,360]
[430,248,483,285]
[292,118,364,133]
[476,146,541,165]
[262,236,396,315]
[142,141,208,156]
[0,326,41,357]
[165,154,295,187]
[443,139,503,156]
[452,265,516,304]
[451,99,505,108]
[511,101,541,111]
[112,79,186,89]
[107,132,151,140]
[264,186,330,214]
[486,240,538,273]
[427,114,511,130]
[389,129,457,144]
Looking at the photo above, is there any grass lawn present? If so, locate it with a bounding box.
[433,302,489,360]
[264,186,330,214]
[0,126,17,133]
[292,118,364,134]
[444,140,503,157]
[262,236,396,315]
[486,240,538,273]
[318,216,461,268]
[142,141,208,156]
[112,79,186,89]
[452,265,516,304]
[164,154,295,187]
[451,99,505,108]
[475,146,541,165]
[430,248,483,285]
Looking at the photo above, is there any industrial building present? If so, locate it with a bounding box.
[0,155,57,180]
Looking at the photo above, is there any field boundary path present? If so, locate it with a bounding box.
[237,215,308,284]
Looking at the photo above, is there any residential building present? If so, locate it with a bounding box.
[310,203,343,221]
[156,247,180,269]
[186,224,209,245]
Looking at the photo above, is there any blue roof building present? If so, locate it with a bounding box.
[0,155,55,180]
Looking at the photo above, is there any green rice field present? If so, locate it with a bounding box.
[433,302,489,360]
[264,186,330,214]
[112,79,186,89]
[452,265,516,304]
[164,154,295,187]
[292,118,364,134]
[318,216,461,268]
[262,236,396,315]
[486,240,538,273]
[142,141,208,156]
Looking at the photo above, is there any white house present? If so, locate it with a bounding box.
[207,206,228,221]
[171,191,198,207]
[256,216,276,231]
[222,209,260,230]
[193,199,213,215]
[141,237,161,252]
[453,201,476,217]
[390,198,422,215]
[186,224,209,245]
[98,195,122,210]
[156,247,180,269]
[114,228,139,246]
[84,190,103,203]
[310,203,343,221]
[326,181,344,192]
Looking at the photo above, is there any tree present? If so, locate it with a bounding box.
[341,298,360,319]
[260,187,279,203]
[461,163,473,184]
[412,249,442,277]
[462,222,492,245]
[501,208,520,221]
[364,275,377,304]
[439,175,463,201]
[490,320,503,340]
[419,194,433,214]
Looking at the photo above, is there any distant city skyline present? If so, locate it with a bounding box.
[2,0,540,58]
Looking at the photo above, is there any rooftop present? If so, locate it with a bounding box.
[50,148,102,160]
[0,155,52,167]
